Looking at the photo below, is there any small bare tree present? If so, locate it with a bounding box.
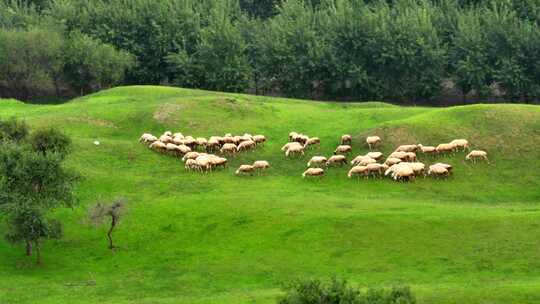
[88,197,127,250]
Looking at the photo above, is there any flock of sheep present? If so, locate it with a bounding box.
[139,130,489,181]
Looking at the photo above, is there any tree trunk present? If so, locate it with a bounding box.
[35,240,41,265]
[107,217,117,249]
[25,240,32,256]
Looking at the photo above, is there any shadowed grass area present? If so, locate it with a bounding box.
[1,86,540,304]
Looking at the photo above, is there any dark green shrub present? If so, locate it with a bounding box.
[0,117,29,142]
[278,278,416,304]
[29,128,71,159]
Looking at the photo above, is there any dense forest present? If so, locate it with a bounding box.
[0,0,539,103]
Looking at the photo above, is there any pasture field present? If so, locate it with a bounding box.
[1,86,540,303]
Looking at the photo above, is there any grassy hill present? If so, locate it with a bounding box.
[1,86,540,304]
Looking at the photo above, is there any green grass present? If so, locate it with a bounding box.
[1,85,540,304]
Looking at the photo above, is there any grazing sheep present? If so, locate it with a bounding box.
[404,152,417,162]
[385,163,415,182]
[282,142,303,151]
[334,145,352,155]
[253,135,266,145]
[466,150,489,163]
[351,155,371,166]
[433,162,453,173]
[366,152,383,160]
[149,141,167,152]
[206,138,221,153]
[450,139,470,151]
[357,157,377,166]
[366,163,388,178]
[302,168,324,178]
[176,144,191,155]
[384,157,402,166]
[307,156,327,168]
[428,164,449,178]
[341,134,352,145]
[388,151,408,160]
[165,143,183,156]
[195,155,214,172]
[233,136,242,145]
[395,144,418,153]
[404,162,426,176]
[139,133,157,143]
[289,132,299,141]
[182,152,201,162]
[436,143,457,154]
[286,145,305,157]
[220,143,237,155]
[347,165,368,178]
[183,136,196,148]
[303,137,321,149]
[366,136,381,150]
[195,137,208,148]
[235,164,256,176]
[326,155,347,167]
[293,134,309,144]
[185,159,199,171]
[163,131,173,137]
[210,157,228,170]
[237,140,256,152]
[223,135,235,144]
[253,160,270,172]
[172,136,185,145]
[417,144,437,155]
[159,135,173,144]
[173,132,184,139]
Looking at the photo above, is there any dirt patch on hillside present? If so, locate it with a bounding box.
[67,116,117,128]
[153,103,183,124]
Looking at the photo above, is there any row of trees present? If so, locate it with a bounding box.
[1,0,539,103]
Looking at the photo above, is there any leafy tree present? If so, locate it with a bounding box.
[0,26,64,99]
[239,0,283,19]
[62,31,134,95]
[88,197,127,250]
[0,135,78,264]
[167,1,252,92]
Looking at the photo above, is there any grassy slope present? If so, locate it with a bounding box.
[1,86,540,304]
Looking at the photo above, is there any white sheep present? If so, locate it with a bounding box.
[404,162,426,176]
[210,156,228,170]
[433,162,453,173]
[366,136,381,150]
[307,156,327,168]
[253,135,266,145]
[237,140,256,152]
[220,143,237,155]
[365,152,383,160]
[428,164,449,178]
[253,160,270,172]
[417,144,437,155]
[341,134,352,145]
[173,132,184,139]
[466,150,489,163]
[139,133,157,143]
[357,157,377,166]
[185,159,200,171]
[163,131,173,137]
[347,165,368,178]
[303,137,320,149]
[149,141,167,152]
[395,144,418,153]
[285,145,304,157]
[334,145,352,155]
[450,139,470,151]
[281,142,303,151]
[326,155,347,167]
[302,168,324,178]
[385,163,415,182]
[289,132,299,141]
[350,155,371,166]
[366,163,388,178]
[182,151,201,162]
[159,134,173,144]
[384,157,402,166]
[436,143,457,154]
[235,164,256,176]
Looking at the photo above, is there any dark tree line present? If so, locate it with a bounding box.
[1,0,539,103]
